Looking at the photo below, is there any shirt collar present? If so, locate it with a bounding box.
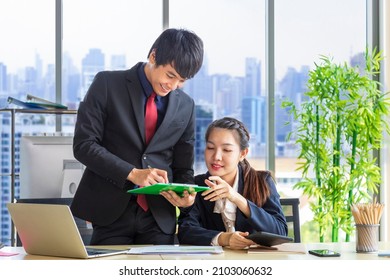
[213,167,239,221]
[137,63,154,98]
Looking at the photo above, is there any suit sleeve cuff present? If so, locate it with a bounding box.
[211,232,223,246]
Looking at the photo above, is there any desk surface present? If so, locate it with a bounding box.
[1,242,390,260]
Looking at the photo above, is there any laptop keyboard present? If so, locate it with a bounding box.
[86,248,124,255]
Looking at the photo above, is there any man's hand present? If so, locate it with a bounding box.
[127,167,168,186]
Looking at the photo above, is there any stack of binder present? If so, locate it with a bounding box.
[7,94,68,110]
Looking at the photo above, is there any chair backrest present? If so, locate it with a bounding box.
[280,198,301,243]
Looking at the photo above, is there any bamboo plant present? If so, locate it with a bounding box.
[282,49,390,242]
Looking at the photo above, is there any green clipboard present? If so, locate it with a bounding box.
[127,183,210,196]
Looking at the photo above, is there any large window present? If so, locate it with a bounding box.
[274,0,367,242]
[0,0,55,245]
[62,0,162,107]
[170,0,266,174]
[0,0,55,107]
[170,0,367,242]
[0,0,383,245]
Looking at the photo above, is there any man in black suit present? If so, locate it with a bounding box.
[71,28,204,245]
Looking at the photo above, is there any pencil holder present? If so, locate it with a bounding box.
[355,224,379,253]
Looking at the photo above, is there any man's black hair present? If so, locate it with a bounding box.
[148,28,204,79]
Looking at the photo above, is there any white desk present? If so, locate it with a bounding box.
[1,242,390,260]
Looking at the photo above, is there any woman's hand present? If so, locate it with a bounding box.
[201,176,238,203]
[203,175,251,218]
[219,231,255,249]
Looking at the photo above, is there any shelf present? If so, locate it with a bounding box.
[0,108,77,114]
[1,107,77,246]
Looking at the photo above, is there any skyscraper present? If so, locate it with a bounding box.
[81,48,105,100]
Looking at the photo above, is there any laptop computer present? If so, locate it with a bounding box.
[7,203,128,259]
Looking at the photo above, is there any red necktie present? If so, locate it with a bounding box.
[144,92,157,145]
[137,92,158,211]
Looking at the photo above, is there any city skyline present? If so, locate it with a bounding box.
[0,46,311,100]
[0,46,310,132]
[0,0,365,78]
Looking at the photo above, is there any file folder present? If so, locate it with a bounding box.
[127,183,209,196]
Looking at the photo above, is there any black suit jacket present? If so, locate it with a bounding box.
[70,63,195,235]
[178,167,288,245]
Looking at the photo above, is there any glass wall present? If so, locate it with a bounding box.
[0,0,55,245]
[170,0,266,174]
[0,0,55,107]
[274,0,367,242]
[60,0,162,134]
[0,0,379,244]
[62,0,162,107]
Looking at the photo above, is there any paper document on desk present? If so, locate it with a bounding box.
[248,243,307,254]
[378,250,390,257]
[127,245,224,255]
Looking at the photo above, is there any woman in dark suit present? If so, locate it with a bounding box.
[178,117,287,249]
[71,28,204,245]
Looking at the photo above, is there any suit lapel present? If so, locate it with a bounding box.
[148,89,180,146]
[125,65,146,143]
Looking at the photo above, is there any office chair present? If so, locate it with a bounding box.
[15,198,92,246]
[280,198,301,243]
